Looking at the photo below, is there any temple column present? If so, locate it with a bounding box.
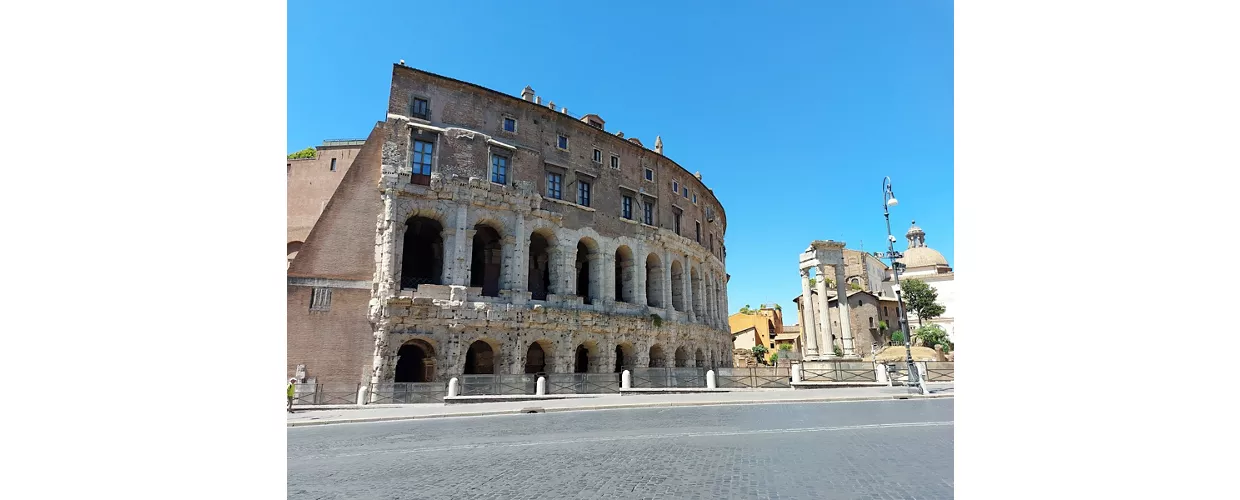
[799,268,820,357]
[832,260,855,357]
[814,266,833,355]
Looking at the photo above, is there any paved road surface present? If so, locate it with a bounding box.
[288,398,953,499]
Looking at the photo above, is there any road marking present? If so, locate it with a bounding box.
[294,421,953,461]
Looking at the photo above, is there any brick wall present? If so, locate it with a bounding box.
[287,145,361,244]
[287,285,374,386]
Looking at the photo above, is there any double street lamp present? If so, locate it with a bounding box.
[879,177,923,394]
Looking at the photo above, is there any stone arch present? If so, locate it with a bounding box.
[648,344,667,367]
[674,346,690,367]
[470,222,503,297]
[287,241,303,259]
[401,215,445,289]
[463,339,499,375]
[574,340,599,373]
[670,260,685,312]
[528,227,558,300]
[614,342,635,372]
[645,252,665,308]
[575,237,601,305]
[394,338,437,383]
[524,339,555,374]
[694,348,705,368]
[614,245,636,303]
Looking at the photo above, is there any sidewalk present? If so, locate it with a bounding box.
[287,383,953,427]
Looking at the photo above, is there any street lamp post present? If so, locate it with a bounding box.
[880,177,923,394]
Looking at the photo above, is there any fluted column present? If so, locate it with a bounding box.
[814,266,832,355]
[799,268,820,357]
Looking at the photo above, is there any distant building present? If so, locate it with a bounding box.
[884,221,955,342]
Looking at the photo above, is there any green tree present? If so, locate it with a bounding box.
[902,279,945,327]
[914,324,953,353]
[891,330,905,345]
[768,352,779,365]
[751,345,768,363]
[287,147,316,159]
[739,304,754,315]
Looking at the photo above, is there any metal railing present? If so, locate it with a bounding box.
[925,362,954,382]
[546,373,620,394]
[291,383,360,405]
[715,366,791,389]
[459,374,538,396]
[369,382,447,404]
[629,367,708,388]
[802,362,878,383]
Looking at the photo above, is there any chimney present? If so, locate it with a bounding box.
[548,101,555,110]
[521,85,535,102]
[536,96,542,105]
[560,107,567,114]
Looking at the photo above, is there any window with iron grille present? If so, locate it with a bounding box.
[310,287,332,312]
[578,181,591,207]
[546,172,562,200]
[411,140,434,176]
[643,199,654,225]
[622,195,632,219]
[491,155,508,185]
[410,98,429,119]
[503,117,516,132]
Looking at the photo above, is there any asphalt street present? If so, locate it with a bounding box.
[288,398,954,499]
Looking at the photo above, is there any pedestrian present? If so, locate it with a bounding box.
[287,378,297,413]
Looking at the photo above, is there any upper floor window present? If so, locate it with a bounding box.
[578,180,591,207]
[330,158,337,172]
[622,195,633,220]
[593,149,602,163]
[695,221,701,242]
[643,200,654,225]
[557,135,568,150]
[645,168,654,181]
[611,155,619,169]
[710,233,714,252]
[673,211,681,235]
[503,117,517,132]
[682,187,689,198]
[692,193,697,204]
[410,98,429,119]
[672,180,679,194]
[411,140,434,176]
[546,172,562,200]
[491,155,508,185]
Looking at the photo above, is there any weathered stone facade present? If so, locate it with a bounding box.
[363,65,731,385]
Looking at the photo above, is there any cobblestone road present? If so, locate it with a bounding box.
[288,398,953,499]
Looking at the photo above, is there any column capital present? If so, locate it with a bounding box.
[800,267,811,278]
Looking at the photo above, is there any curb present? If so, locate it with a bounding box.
[287,393,953,427]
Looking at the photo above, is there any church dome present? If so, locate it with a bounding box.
[896,220,950,269]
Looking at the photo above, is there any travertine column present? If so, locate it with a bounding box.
[662,251,673,314]
[833,261,855,356]
[446,204,470,286]
[510,213,527,292]
[500,235,516,291]
[684,256,696,322]
[373,196,399,298]
[634,244,648,307]
[799,268,820,357]
[814,266,832,355]
[601,245,615,302]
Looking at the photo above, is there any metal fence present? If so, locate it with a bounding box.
[459,374,539,396]
[885,364,911,385]
[925,362,954,382]
[291,383,360,405]
[369,382,447,404]
[546,373,620,394]
[629,367,708,388]
[801,362,878,383]
[715,366,791,389]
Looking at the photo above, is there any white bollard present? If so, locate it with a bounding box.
[915,363,930,395]
[621,370,631,389]
[536,376,546,395]
[706,369,716,389]
[791,363,802,383]
[874,362,889,385]
[356,384,369,405]
[447,377,459,397]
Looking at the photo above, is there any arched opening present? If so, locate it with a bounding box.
[528,231,554,300]
[470,224,502,297]
[575,239,597,305]
[287,241,303,259]
[615,245,635,303]
[574,344,590,373]
[394,340,435,383]
[464,340,495,374]
[524,341,550,374]
[645,253,664,308]
[694,348,705,368]
[674,346,690,367]
[690,266,704,317]
[670,260,685,312]
[648,344,666,367]
[614,343,634,372]
[401,217,444,289]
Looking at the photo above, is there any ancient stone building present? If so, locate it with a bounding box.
[288,64,732,387]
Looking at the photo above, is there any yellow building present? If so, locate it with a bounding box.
[730,305,787,355]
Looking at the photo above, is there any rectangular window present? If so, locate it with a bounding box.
[643,200,654,225]
[411,98,429,119]
[578,181,592,207]
[622,195,633,219]
[710,233,714,252]
[310,287,332,312]
[696,221,701,242]
[611,155,620,169]
[593,149,602,163]
[546,172,562,200]
[329,158,337,172]
[411,139,434,177]
[491,155,508,185]
[683,187,689,198]
[673,180,679,194]
[645,168,654,181]
[557,135,568,150]
[674,212,681,235]
[692,193,697,204]
[503,117,516,132]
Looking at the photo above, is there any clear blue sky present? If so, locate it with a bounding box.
[289,0,954,317]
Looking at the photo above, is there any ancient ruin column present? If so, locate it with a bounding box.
[500,234,517,292]
[832,261,855,357]
[446,204,470,286]
[799,268,820,357]
[634,244,648,307]
[684,255,696,322]
[373,196,399,299]
[601,244,615,303]
[459,229,477,287]
[662,250,674,314]
[369,327,390,390]
[814,265,833,355]
[510,213,527,292]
